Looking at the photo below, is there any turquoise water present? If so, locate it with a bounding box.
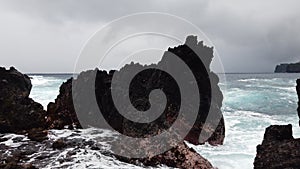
[29,74,73,108]
[190,73,300,169]
[29,73,300,169]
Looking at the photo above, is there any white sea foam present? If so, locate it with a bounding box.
[29,75,69,108]
[2,134,27,148]
[237,78,258,82]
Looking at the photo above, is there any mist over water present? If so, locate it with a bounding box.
[29,73,300,169]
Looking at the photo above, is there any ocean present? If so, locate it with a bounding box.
[28,73,300,169]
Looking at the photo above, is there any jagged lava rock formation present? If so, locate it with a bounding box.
[254,125,300,169]
[0,35,223,169]
[0,67,46,133]
[0,66,214,169]
[47,35,225,146]
[275,62,300,73]
[47,78,80,129]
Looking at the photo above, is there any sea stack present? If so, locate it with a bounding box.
[46,35,225,146]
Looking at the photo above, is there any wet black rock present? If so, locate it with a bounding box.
[52,139,67,150]
[0,162,37,169]
[0,67,46,133]
[0,137,8,142]
[27,128,48,142]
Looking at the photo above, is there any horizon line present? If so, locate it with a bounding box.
[25,72,288,75]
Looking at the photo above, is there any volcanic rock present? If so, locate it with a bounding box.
[52,139,67,150]
[27,128,48,142]
[0,67,46,133]
[46,36,225,145]
[46,78,80,129]
[254,124,300,169]
[115,141,213,169]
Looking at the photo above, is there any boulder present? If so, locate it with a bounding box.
[254,124,300,169]
[115,141,214,169]
[0,67,46,133]
[27,128,48,142]
[52,139,67,150]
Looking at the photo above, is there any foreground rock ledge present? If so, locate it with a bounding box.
[0,128,214,169]
[116,142,213,169]
[254,124,300,169]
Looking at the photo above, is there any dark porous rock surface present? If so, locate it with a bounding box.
[297,79,300,126]
[46,36,225,146]
[51,139,67,150]
[46,78,80,129]
[0,67,46,133]
[115,141,213,169]
[27,128,48,142]
[254,124,300,169]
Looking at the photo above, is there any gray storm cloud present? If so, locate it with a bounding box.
[0,0,299,73]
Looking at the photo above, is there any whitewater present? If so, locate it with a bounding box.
[28,73,300,169]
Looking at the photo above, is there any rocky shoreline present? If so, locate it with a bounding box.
[1,40,300,168]
[0,36,223,169]
[254,79,300,169]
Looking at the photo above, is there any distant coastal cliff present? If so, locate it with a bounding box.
[274,62,300,73]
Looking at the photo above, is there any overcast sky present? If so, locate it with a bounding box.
[0,0,299,73]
